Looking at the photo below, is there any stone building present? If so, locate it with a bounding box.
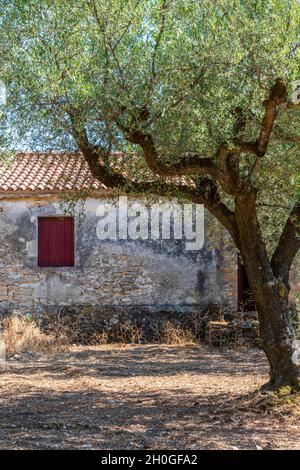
[6,152,293,333]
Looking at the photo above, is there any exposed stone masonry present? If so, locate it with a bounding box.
[0,195,237,323]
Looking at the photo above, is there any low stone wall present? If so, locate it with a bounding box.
[205,319,259,348]
[38,303,202,343]
[32,303,259,347]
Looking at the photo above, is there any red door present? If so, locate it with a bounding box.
[38,217,74,267]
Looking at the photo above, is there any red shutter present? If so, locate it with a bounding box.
[38,217,74,267]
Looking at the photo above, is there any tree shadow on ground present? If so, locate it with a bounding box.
[3,344,266,380]
[1,344,296,450]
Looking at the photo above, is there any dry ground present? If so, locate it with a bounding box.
[0,344,299,450]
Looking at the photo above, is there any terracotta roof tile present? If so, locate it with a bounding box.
[0,151,190,193]
[0,152,106,192]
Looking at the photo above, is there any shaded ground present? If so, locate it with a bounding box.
[0,344,299,450]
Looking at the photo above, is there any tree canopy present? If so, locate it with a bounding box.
[1,0,300,389]
[0,0,299,254]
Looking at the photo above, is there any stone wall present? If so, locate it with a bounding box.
[291,254,300,310]
[0,194,237,320]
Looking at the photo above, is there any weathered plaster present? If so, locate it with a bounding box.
[0,194,237,318]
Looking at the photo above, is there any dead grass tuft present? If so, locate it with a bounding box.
[89,320,197,345]
[89,322,144,345]
[43,318,197,346]
[158,320,197,345]
[0,316,70,357]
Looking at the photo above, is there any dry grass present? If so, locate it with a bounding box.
[0,316,70,356]
[43,317,197,346]
[158,320,197,345]
[93,321,197,345]
[0,316,197,359]
[90,322,144,345]
[1,344,299,450]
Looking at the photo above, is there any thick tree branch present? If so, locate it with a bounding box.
[235,79,288,157]
[115,79,288,195]
[114,110,240,239]
[187,176,239,243]
[271,201,300,284]
[217,145,239,195]
[70,112,238,241]
[69,112,127,187]
[122,124,218,178]
[256,79,287,156]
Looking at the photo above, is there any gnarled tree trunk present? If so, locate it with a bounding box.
[254,294,299,390]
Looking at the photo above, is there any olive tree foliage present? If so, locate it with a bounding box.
[0,0,299,251]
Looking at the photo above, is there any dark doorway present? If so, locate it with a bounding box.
[237,255,256,311]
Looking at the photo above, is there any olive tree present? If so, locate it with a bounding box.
[1,0,300,391]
